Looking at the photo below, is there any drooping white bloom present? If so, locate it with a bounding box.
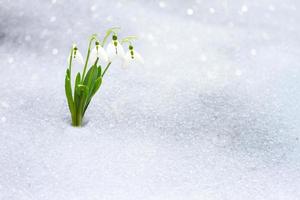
[90,42,108,64]
[123,47,144,68]
[125,50,144,63]
[67,45,85,90]
[106,40,125,61]
[75,51,84,64]
[68,44,84,65]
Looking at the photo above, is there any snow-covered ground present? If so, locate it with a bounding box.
[0,0,300,199]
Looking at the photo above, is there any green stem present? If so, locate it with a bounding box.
[71,115,82,127]
[102,33,110,47]
[67,47,77,125]
[71,115,77,126]
[82,35,97,81]
[102,27,120,46]
[102,62,112,77]
[76,110,82,127]
[68,47,74,81]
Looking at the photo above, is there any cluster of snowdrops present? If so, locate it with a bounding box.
[65,27,143,127]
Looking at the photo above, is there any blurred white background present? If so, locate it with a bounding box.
[0,0,299,199]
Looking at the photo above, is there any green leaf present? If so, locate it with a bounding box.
[74,72,81,96]
[76,84,89,119]
[84,65,98,86]
[83,101,91,116]
[65,72,76,123]
[75,72,81,86]
[97,66,102,77]
[83,64,98,102]
[83,76,102,116]
[91,76,102,96]
[77,84,89,96]
[74,72,81,108]
[65,75,73,110]
[81,63,102,117]
[66,68,70,78]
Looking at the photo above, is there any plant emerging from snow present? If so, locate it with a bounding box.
[65,27,143,127]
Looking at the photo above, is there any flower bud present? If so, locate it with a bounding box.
[129,45,133,50]
[130,50,134,59]
[112,35,117,40]
[114,41,118,47]
[73,47,78,58]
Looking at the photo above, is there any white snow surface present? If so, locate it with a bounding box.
[0,0,300,199]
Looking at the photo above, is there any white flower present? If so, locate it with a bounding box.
[68,44,84,65]
[106,40,125,61]
[90,43,108,64]
[75,51,84,64]
[67,45,85,90]
[123,48,144,68]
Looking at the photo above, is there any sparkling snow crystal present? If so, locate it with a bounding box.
[0,0,299,199]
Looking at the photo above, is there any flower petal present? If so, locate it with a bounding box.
[106,42,116,61]
[76,50,84,64]
[133,50,144,64]
[106,41,125,61]
[122,52,131,68]
[89,47,98,64]
[122,50,144,67]
[116,42,125,57]
[97,46,109,62]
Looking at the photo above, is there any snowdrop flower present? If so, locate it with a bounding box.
[90,41,108,64]
[68,44,84,65]
[65,29,142,127]
[123,45,144,67]
[106,35,125,61]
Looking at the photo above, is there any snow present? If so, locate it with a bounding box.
[0,0,300,199]
[187,8,194,16]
